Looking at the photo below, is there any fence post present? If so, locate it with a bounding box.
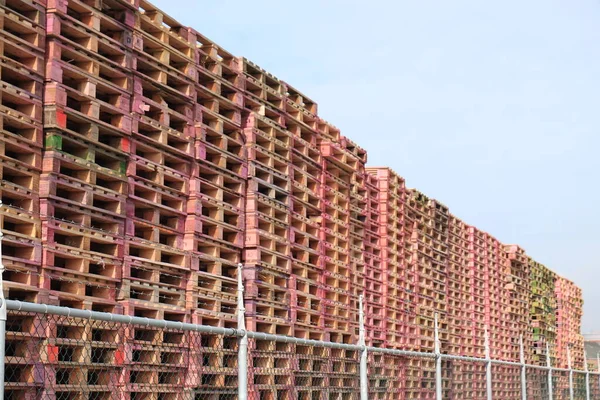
[434,313,442,400]
[585,351,590,400]
[485,328,493,400]
[0,230,6,400]
[237,263,248,400]
[359,295,368,400]
[547,342,554,400]
[568,346,574,400]
[520,335,527,400]
[597,354,600,396]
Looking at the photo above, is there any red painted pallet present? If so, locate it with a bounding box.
[0,4,45,56]
[134,0,197,69]
[244,299,292,336]
[196,85,242,130]
[132,49,196,103]
[186,269,237,321]
[191,29,241,89]
[198,140,247,179]
[243,266,289,306]
[284,81,317,117]
[0,79,43,128]
[239,57,285,111]
[40,170,127,219]
[186,235,241,273]
[127,152,190,195]
[131,118,194,162]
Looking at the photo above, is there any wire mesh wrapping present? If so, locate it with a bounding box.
[4,309,239,400]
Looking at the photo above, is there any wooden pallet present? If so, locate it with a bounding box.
[198,140,247,179]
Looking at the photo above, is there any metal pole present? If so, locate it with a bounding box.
[520,335,527,400]
[434,313,443,400]
[359,295,368,400]
[567,346,574,400]
[547,342,554,400]
[0,230,6,400]
[584,351,590,400]
[485,328,493,400]
[237,263,248,400]
[597,354,600,396]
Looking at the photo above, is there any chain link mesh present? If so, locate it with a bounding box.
[526,367,551,400]
[441,357,488,399]
[572,370,588,400]
[246,338,360,399]
[490,363,521,399]
[366,352,438,399]
[591,373,600,400]
[3,307,599,399]
[4,310,239,400]
[553,369,571,400]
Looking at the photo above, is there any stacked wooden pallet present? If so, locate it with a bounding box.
[0,0,587,397]
[555,277,584,369]
[41,0,136,316]
[187,27,245,329]
[0,0,46,305]
[529,259,558,365]
[365,168,414,351]
[404,191,447,399]
[363,172,385,347]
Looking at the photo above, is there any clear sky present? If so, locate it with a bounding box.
[152,0,600,332]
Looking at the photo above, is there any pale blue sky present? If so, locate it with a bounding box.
[152,0,600,331]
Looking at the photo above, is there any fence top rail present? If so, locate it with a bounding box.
[367,346,437,359]
[5,300,597,376]
[440,353,521,366]
[6,300,240,337]
[247,331,362,351]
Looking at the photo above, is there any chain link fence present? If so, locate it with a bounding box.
[2,298,600,400]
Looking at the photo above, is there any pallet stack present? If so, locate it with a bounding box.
[188,30,245,329]
[555,277,584,369]
[364,168,407,399]
[366,167,413,351]
[345,137,367,340]
[0,0,45,304]
[404,190,446,399]
[241,60,292,337]
[287,96,329,397]
[319,133,357,346]
[483,234,506,360]
[125,0,197,328]
[288,100,323,343]
[466,226,488,399]
[445,215,471,396]
[529,259,558,365]
[239,59,296,399]
[502,245,531,399]
[363,170,392,400]
[363,171,385,347]
[318,131,362,398]
[41,0,137,315]
[503,245,531,361]
[484,234,515,399]
[0,0,588,396]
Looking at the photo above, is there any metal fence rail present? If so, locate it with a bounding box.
[0,267,598,399]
